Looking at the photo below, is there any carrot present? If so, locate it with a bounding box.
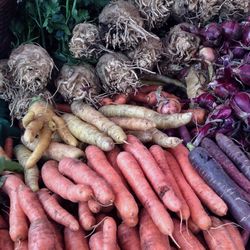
[109,117,156,131]
[0,229,14,250]
[106,146,128,187]
[95,214,107,232]
[21,137,84,162]
[0,214,8,229]
[129,92,148,104]
[55,103,71,113]
[89,231,103,250]
[139,209,171,250]
[124,135,181,212]
[87,199,102,214]
[37,188,80,231]
[113,94,128,104]
[172,218,205,250]
[15,240,28,250]
[86,146,139,227]
[169,144,228,216]
[63,113,114,151]
[51,222,64,250]
[2,175,28,242]
[58,157,114,205]
[187,219,201,234]
[117,151,174,236]
[17,184,59,250]
[164,151,211,230]
[216,133,250,180]
[151,129,182,148]
[117,223,141,250]
[100,97,114,106]
[182,108,207,125]
[14,144,39,192]
[4,137,13,159]
[149,145,190,220]
[126,130,153,143]
[78,202,96,231]
[103,217,118,250]
[241,230,250,247]
[99,104,192,129]
[71,101,127,144]
[203,216,237,250]
[223,219,245,250]
[41,160,93,202]
[64,227,89,250]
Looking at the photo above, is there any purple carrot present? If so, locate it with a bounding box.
[201,137,250,193]
[178,125,191,145]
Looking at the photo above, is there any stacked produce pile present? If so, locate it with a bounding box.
[0,0,249,249]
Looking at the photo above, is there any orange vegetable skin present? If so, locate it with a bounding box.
[139,209,171,250]
[64,227,89,250]
[41,160,93,202]
[58,157,114,205]
[78,202,96,231]
[124,135,181,212]
[85,146,139,227]
[117,151,174,236]
[14,240,28,250]
[103,217,118,250]
[2,175,28,242]
[89,231,103,250]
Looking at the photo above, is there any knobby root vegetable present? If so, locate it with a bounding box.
[86,145,139,227]
[64,227,89,250]
[89,231,103,250]
[96,53,141,95]
[21,136,84,162]
[69,22,102,60]
[55,64,101,103]
[126,130,153,143]
[109,117,156,131]
[41,160,93,203]
[71,101,127,144]
[63,113,114,151]
[14,144,39,192]
[2,175,28,242]
[37,188,80,231]
[58,157,115,205]
[103,217,118,250]
[139,209,171,250]
[117,151,174,236]
[87,199,102,214]
[78,202,96,231]
[124,135,181,212]
[99,104,192,129]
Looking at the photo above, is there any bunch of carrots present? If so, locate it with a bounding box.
[0,131,249,249]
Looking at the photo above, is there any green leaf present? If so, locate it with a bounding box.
[0,157,24,174]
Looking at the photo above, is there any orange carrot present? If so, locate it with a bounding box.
[113,94,128,104]
[117,151,174,236]
[182,108,206,125]
[187,219,201,234]
[2,175,28,242]
[203,216,237,250]
[88,199,102,214]
[95,214,107,232]
[106,146,128,187]
[100,97,114,106]
[169,144,228,216]
[55,103,71,113]
[37,188,80,231]
[41,160,93,203]
[118,223,141,250]
[0,229,14,250]
[149,145,190,220]
[4,137,13,159]
[103,217,118,250]
[64,227,89,250]
[15,240,28,250]
[17,184,59,250]
[164,151,211,230]
[58,157,114,205]
[124,135,181,213]
[89,231,103,250]
[51,222,64,250]
[139,209,171,250]
[78,202,96,231]
[86,146,139,227]
[172,218,205,250]
[223,219,245,250]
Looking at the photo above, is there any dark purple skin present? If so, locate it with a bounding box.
[200,23,222,47]
[189,147,250,231]
[242,26,250,46]
[241,230,250,247]
[178,125,191,145]
[231,46,246,59]
[216,133,250,181]
[221,20,242,40]
[208,104,232,120]
[209,80,238,99]
[244,52,250,64]
[201,137,250,193]
[192,93,216,110]
[233,64,250,86]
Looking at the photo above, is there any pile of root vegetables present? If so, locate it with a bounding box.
[0,0,250,249]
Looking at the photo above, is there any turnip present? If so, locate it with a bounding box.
[69,23,103,60]
[125,35,162,71]
[98,0,154,50]
[55,63,101,104]
[133,0,173,30]
[8,44,54,92]
[96,53,140,95]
